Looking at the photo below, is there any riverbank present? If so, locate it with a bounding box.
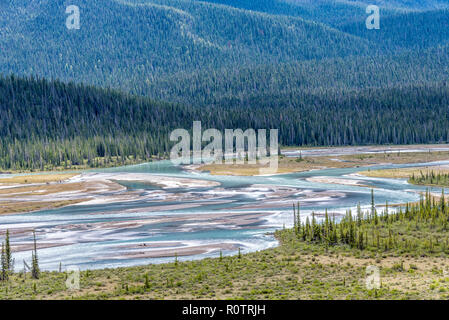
[358,165,449,188]
[0,172,220,215]
[198,147,449,176]
[0,174,85,214]
[0,155,159,175]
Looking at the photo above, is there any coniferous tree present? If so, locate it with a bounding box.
[31,231,39,280]
[5,229,12,273]
[1,242,7,281]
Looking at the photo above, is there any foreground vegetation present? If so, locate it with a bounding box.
[293,190,449,255]
[1,192,449,299]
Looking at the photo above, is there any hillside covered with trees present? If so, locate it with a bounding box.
[2,75,449,171]
[2,0,449,105]
[1,1,449,170]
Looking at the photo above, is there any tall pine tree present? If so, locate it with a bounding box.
[31,230,39,280]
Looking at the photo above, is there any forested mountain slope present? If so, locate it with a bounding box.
[338,0,449,10]
[196,0,400,26]
[340,9,449,51]
[146,45,449,106]
[0,0,369,94]
[2,0,449,105]
[195,0,449,26]
[2,1,449,172]
[2,76,449,170]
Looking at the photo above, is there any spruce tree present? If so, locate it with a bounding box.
[144,273,150,289]
[293,203,297,233]
[5,229,12,272]
[1,242,7,281]
[31,231,39,280]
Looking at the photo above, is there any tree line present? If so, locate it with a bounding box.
[2,75,449,171]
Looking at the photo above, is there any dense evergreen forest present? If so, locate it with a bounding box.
[146,45,449,106]
[3,0,449,106]
[0,0,371,95]
[2,75,449,171]
[2,1,449,170]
